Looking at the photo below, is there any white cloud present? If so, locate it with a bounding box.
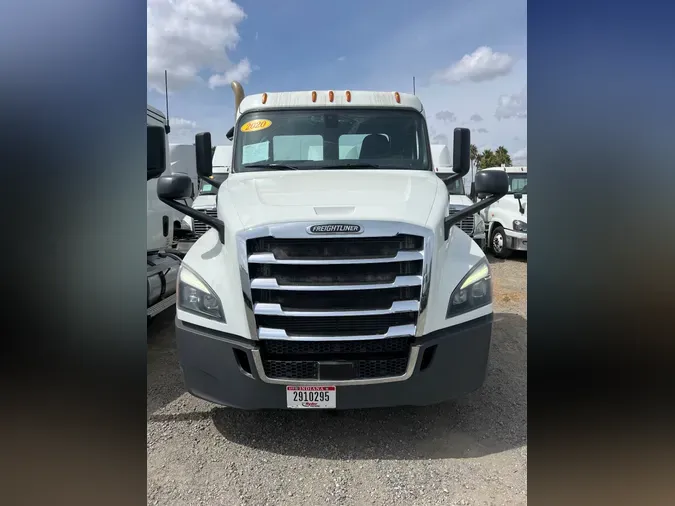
[434,46,515,84]
[512,147,527,164]
[432,133,449,146]
[208,58,252,89]
[495,87,527,119]
[170,117,197,129]
[337,56,346,62]
[470,114,483,122]
[435,110,456,123]
[147,0,251,92]
[476,127,488,134]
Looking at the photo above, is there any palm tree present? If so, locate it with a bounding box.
[495,146,512,167]
[470,144,479,170]
[480,148,496,168]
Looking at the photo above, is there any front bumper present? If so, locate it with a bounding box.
[175,314,493,410]
[505,229,528,251]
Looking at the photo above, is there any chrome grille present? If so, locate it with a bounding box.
[448,207,475,235]
[246,231,426,381]
[193,208,217,238]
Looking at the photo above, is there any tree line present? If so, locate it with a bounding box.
[469,144,512,170]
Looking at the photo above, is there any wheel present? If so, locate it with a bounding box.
[491,226,511,259]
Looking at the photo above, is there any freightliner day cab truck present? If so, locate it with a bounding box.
[480,166,527,258]
[154,83,508,410]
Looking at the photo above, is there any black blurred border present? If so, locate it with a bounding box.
[0,1,147,505]
[529,0,675,504]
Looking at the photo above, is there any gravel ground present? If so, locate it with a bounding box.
[147,252,527,506]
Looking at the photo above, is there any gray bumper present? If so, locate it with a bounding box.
[505,229,527,251]
[175,315,493,410]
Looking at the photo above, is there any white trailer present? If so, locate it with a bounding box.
[479,166,527,258]
[157,83,508,410]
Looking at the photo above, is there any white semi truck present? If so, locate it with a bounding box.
[147,105,183,319]
[167,143,198,238]
[157,83,508,410]
[480,166,527,258]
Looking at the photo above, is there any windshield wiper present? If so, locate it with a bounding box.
[319,163,384,170]
[241,163,300,171]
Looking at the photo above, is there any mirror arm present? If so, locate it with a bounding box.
[159,197,225,243]
[199,174,222,188]
[443,192,505,240]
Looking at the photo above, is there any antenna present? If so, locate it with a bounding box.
[164,70,171,134]
[413,76,416,95]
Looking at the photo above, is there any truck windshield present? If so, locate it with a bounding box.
[508,173,527,194]
[233,108,431,172]
[447,178,465,195]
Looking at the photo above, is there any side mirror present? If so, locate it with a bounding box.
[157,172,226,244]
[157,173,193,200]
[147,125,167,181]
[443,166,508,240]
[452,128,471,176]
[475,169,509,196]
[469,181,477,202]
[440,128,471,189]
[226,126,234,141]
[195,132,213,178]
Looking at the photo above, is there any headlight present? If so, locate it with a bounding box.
[447,259,492,318]
[177,264,225,321]
[513,220,527,232]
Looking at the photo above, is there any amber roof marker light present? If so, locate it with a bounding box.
[345,91,352,102]
[394,92,401,103]
[261,92,268,104]
[328,91,334,102]
[311,91,317,102]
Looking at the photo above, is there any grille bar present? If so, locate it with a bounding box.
[250,275,422,291]
[248,250,424,265]
[258,323,417,341]
[253,300,419,317]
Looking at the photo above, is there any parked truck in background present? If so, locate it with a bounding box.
[147,105,182,319]
[480,166,527,258]
[432,144,486,249]
[157,82,508,410]
[168,143,198,241]
[182,145,232,238]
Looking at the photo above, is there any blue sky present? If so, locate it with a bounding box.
[148,0,527,163]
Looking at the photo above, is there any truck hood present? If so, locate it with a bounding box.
[221,170,442,230]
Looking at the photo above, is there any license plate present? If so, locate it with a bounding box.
[286,386,336,409]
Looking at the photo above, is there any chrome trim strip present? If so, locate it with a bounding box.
[251,346,421,386]
[257,323,417,341]
[250,275,422,291]
[247,250,424,265]
[254,300,419,317]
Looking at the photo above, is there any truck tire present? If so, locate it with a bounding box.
[491,226,511,259]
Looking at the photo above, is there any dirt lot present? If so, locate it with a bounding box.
[147,253,527,506]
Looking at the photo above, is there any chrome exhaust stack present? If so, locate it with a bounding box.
[231,81,245,119]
